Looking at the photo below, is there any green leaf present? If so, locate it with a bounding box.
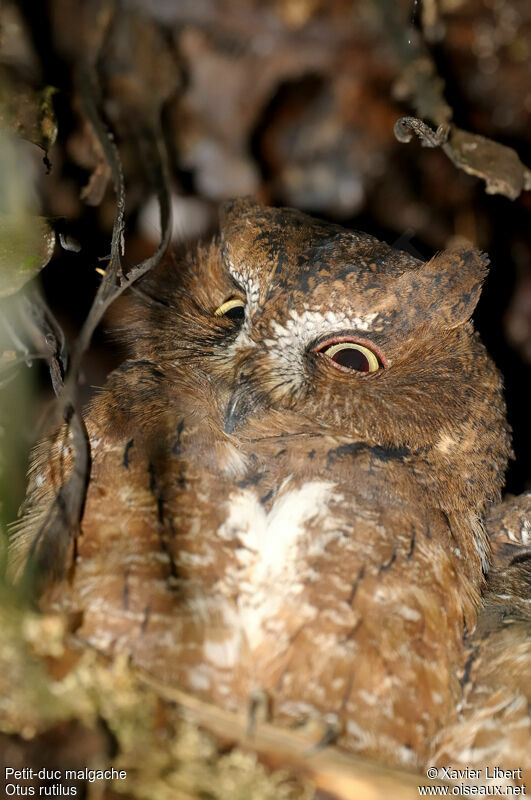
[0,215,55,297]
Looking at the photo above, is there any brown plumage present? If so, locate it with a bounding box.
[430,492,531,784]
[11,198,519,773]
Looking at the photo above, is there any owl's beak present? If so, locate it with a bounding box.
[224,382,257,434]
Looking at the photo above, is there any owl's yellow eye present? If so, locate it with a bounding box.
[214,297,245,321]
[315,339,382,374]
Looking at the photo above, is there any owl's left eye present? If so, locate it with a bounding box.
[214,297,246,322]
[313,338,384,374]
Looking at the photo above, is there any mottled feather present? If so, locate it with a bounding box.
[11,199,521,776]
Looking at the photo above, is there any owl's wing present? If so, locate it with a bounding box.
[8,359,173,596]
[8,419,77,585]
[430,492,531,784]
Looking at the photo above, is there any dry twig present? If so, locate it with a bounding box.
[384,1,531,200]
[139,672,446,800]
[21,53,173,591]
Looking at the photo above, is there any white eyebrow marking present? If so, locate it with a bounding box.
[270,308,379,341]
[263,308,380,389]
[224,253,260,313]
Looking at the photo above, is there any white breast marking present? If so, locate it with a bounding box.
[212,480,342,653]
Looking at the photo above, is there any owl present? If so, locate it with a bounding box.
[11,197,515,773]
[430,491,531,782]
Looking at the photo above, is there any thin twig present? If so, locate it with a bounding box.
[137,672,443,800]
[393,117,449,148]
[383,1,531,199]
[0,353,50,372]
[23,56,172,590]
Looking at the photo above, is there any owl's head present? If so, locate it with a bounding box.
[136,197,510,508]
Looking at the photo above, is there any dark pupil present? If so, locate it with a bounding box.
[224,305,245,322]
[331,347,370,372]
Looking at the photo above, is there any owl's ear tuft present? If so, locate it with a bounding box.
[219,197,265,247]
[219,197,272,277]
[220,196,262,223]
[421,244,490,329]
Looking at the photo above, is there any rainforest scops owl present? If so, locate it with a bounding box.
[12,197,513,772]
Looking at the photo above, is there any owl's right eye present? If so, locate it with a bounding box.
[312,336,385,375]
[214,297,246,322]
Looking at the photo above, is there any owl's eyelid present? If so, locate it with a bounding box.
[214,296,246,317]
